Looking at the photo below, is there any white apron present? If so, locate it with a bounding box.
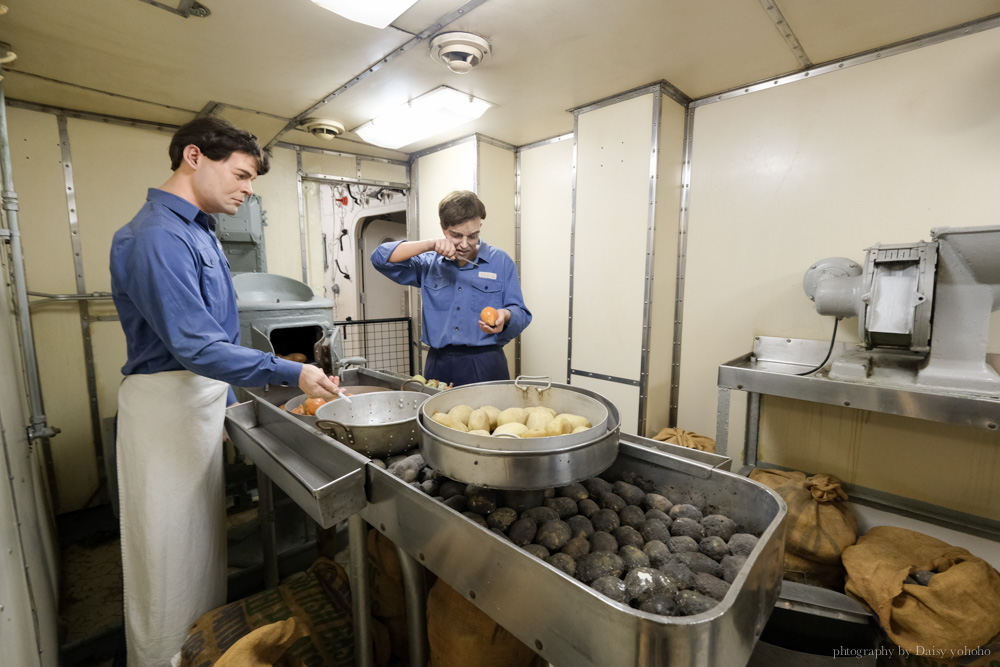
[117,371,229,667]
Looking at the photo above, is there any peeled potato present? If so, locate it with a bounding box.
[571,425,591,434]
[468,429,491,436]
[480,405,501,430]
[557,413,591,429]
[545,416,573,436]
[493,422,528,436]
[527,406,556,419]
[448,404,475,426]
[468,408,491,432]
[521,428,548,438]
[496,407,529,427]
[525,410,554,431]
[432,412,469,432]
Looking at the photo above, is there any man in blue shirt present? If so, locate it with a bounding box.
[109,117,340,666]
[371,190,531,385]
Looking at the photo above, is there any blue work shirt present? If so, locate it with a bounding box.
[371,239,531,349]
[110,189,301,395]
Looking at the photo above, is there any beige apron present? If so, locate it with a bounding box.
[117,371,229,667]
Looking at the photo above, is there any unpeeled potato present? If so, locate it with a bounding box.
[432,412,469,432]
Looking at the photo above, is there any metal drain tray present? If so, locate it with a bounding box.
[225,398,368,528]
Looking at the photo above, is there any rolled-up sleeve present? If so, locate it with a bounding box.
[371,240,425,287]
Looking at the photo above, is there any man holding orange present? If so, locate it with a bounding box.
[371,190,531,385]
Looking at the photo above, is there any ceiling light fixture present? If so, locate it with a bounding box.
[309,0,418,29]
[354,86,493,150]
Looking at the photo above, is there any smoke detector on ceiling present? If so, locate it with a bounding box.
[300,118,346,140]
[429,32,491,74]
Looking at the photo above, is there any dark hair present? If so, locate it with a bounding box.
[169,116,271,175]
[438,190,487,228]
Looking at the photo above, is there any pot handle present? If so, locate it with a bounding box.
[514,375,552,394]
[315,419,355,447]
[400,379,426,393]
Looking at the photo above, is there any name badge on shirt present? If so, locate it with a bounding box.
[478,271,497,280]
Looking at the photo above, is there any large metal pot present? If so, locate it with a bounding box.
[418,376,620,489]
[283,386,393,427]
[314,390,426,457]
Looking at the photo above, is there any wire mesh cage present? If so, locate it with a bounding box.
[336,317,414,375]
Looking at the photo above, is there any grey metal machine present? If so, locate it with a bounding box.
[803,224,1000,394]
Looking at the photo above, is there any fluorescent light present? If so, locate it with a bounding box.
[310,0,419,29]
[354,86,493,150]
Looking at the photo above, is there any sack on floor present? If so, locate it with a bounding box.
[749,468,858,588]
[650,427,716,453]
[367,528,410,664]
[179,557,355,667]
[842,526,1000,656]
[427,579,543,667]
[213,617,310,667]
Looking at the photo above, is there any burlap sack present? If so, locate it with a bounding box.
[842,526,1000,657]
[367,528,410,664]
[651,427,716,453]
[427,579,543,667]
[179,557,355,667]
[214,617,309,667]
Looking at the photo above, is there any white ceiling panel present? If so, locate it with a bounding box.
[1,0,998,156]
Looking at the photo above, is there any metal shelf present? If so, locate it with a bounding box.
[716,336,1000,542]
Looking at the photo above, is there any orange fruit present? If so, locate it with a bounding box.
[480,307,498,326]
[304,397,326,416]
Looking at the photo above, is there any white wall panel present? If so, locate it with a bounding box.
[520,138,574,381]
[571,375,640,436]
[415,141,476,240]
[257,146,307,281]
[571,95,654,380]
[680,29,1000,518]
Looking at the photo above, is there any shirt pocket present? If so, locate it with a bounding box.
[198,246,230,304]
[470,280,502,311]
[423,274,455,311]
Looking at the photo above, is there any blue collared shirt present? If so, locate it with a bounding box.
[110,189,301,391]
[371,239,531,349]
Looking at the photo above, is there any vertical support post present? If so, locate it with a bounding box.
[348,514,374,667]
[255,468,279,589]
[395,545,428,667]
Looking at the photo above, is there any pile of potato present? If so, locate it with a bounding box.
[375,450,760,617]
[430,404,592,438]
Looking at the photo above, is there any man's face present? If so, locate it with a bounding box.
[444,217,482,259]
[191,150,258,215]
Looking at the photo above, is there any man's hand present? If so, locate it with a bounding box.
[480,308,510,335]
[428,237,458,260]
[298,364,341,400]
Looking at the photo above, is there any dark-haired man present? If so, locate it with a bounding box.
[371,190,531,385]
[110,116,340,666]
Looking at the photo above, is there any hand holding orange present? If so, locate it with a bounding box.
[480,307,498,326]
